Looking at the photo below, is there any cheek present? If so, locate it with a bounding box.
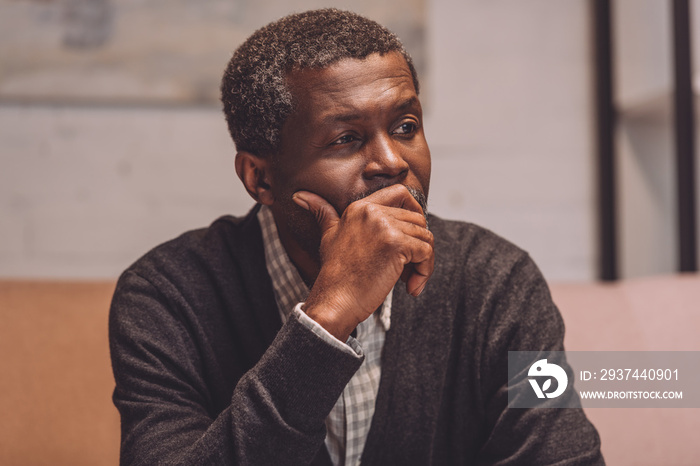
[416,143,432,194]
[405,145,431,196]
[296,163,365,205]
[419,158,431,197]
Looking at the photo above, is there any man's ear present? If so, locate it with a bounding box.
[235,151,274,205]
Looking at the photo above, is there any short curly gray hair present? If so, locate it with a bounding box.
[220,8,420,156]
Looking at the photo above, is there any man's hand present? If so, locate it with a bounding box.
[292,184,434,341]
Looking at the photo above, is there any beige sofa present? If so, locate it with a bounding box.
[0,281,120,465]
[1,274,698,465]
[551,274,700,466]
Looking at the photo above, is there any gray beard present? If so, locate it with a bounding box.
[349,183,429,228]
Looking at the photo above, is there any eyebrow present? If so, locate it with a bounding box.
[397,96,419,111]
[323,112,362,124]
[321,96,420,125]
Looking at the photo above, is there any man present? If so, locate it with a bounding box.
[109,8,603,465]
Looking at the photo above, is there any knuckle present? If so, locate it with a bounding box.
[363,202,379,217]
[343,201,360,217]
[352,200,378,220]
[384,227,403,246]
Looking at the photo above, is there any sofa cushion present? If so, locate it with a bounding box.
[551,273,700,466]
[0,281,119,466]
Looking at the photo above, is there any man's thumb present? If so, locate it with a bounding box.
[292,191,340,233]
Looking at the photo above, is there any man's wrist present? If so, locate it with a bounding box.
[292,303,362,357]
[301,299,360,342]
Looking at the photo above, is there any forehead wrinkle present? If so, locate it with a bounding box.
[286,53,418,128]
[314,81,416,126]
[316,71,413,96]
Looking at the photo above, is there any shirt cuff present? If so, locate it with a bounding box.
[292,303,363,358]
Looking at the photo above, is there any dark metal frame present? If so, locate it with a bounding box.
[592,0,698,280]
[672,0,698,272]
[592,0,618,280]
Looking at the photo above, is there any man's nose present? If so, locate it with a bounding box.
[362,135,409,181]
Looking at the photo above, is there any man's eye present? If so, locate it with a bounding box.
[331,134,357,145]
[394,122,417,135]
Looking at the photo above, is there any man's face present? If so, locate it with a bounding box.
[268,51,431,259]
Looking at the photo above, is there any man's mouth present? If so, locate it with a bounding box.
[347,183,428,221]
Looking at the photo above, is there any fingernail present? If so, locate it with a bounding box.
[415,282,427,296]
[292,193,309,210]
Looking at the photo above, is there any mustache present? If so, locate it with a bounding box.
[349,183,429,224]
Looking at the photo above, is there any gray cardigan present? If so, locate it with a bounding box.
[109,205,603,465]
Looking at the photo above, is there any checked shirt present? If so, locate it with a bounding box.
[257,205,392,466]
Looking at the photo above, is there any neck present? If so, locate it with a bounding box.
[281,235,320,288]
[271,210,321,287]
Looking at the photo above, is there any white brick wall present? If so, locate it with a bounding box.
[426,0,595,281]
[1,0,601,281]
[0,105,251,278]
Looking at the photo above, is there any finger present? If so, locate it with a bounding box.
[292,191,340,234]
[400,264,413,283]
[362,184,425,216]
[407,267,431,296]
[406,245,434,296]
[384,206,428,229]
[394,231,434,296]
[390,217,433,246]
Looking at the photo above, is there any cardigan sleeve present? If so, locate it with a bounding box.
[109,271,363,466]
[475,253,605,465]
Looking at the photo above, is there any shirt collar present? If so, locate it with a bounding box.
[257,204,391,330]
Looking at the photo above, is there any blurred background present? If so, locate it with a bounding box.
[2,2,700,465]
[1,0,699,283]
